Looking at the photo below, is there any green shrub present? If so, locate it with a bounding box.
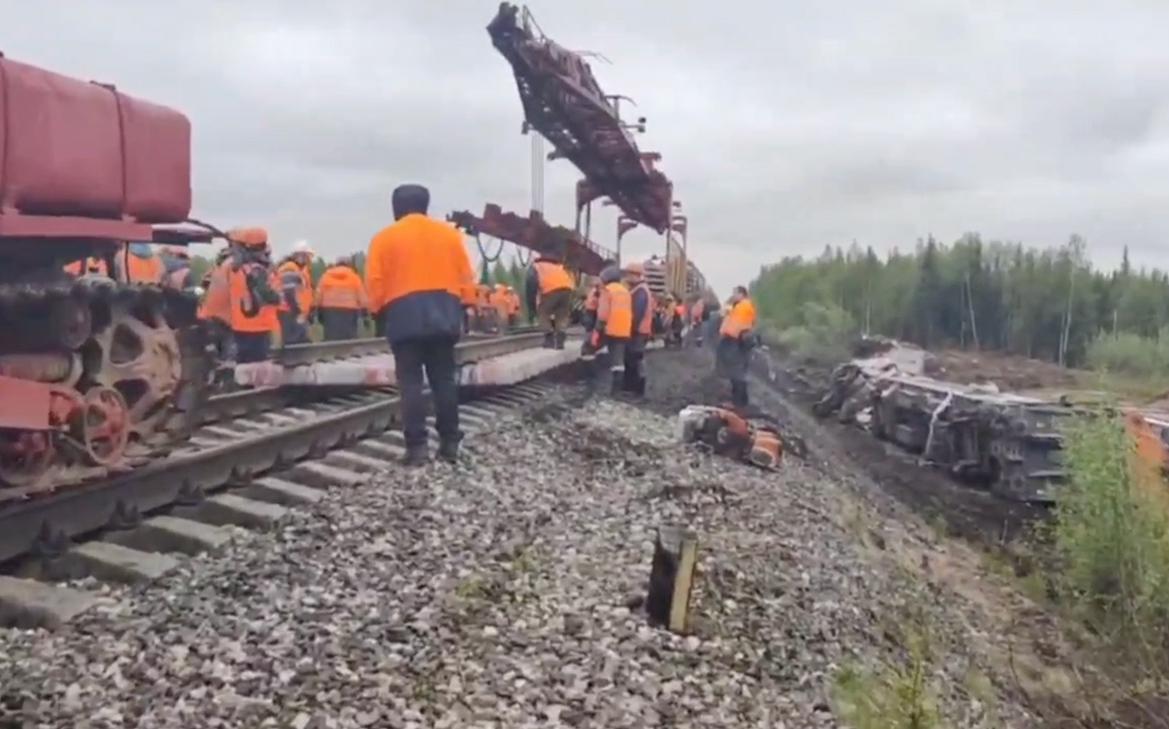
[1056,412,1169,667]
[1085,329,1169,380]
[774,302,857,364]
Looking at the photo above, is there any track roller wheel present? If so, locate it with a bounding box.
[0,431,54,490]
[49,296,93,350]
[75,386,130,467]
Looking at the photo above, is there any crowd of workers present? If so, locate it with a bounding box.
[63,182,757,464]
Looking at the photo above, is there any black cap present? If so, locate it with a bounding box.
[392,184,430,220]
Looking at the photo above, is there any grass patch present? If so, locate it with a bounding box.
[1056,411,1169,670]
[833,607,941,729]
[772,302,857,365]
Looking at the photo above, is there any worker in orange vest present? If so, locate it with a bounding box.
[276,241,314,345]
[716,285,758,408]
[505,285,521,328]
[366,184,474,465]
[199,246,236,362]
[226,228,281,363]
[526,248,574,348]
[116,243,165,284]
[594,264,632,395]
[622,262,653,398]
[689,297,707,348]
[315,256,370,341]
[489,283,511,333]
[63,256,110,277]
[670,297,686,347]
[160,245,195,290]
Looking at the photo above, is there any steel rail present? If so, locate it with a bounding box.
[200,331,549,422]
[0,334,552,565]
[277,326,542,365]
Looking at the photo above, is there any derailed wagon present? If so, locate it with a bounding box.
[812,344,1073,503]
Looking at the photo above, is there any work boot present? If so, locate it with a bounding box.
[542,332,555,349]
[554,331,567,350]
[401,445,429,468]
[438,439,460,464]
[636,376,647,398]
[610,371,624,396]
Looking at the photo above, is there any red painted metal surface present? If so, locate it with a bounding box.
[0,374,51,430]
[487,4,673,233]
[0,55,191,224]
[449,204,616,275]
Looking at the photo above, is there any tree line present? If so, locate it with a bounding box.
[750,234,1169,368]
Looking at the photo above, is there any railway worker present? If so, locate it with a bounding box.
[689,297,706,348]
[366,183,475,466]
[161,245,195,290]
[227,227,281,364]
[526,247,574,349]
[505,285,521,328]
[276,241,314,346]
[314,256,370,341]
[489,283,511,333]
[622,262,653,398]
[63,256,109,277]
[671,297,686,347]
[582,279,602,332]
[594,263,632,395]
[117,243,165,285]
[199,246,236,363]
[716,285,758,408]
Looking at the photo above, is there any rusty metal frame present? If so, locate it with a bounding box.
[449,204,616,275]
[487,3,673,232]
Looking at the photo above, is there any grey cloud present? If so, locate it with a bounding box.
[8,1,1169,291]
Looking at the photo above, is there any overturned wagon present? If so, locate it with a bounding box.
[814,356,1071,503]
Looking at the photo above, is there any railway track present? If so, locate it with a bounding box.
[0,333,570,626]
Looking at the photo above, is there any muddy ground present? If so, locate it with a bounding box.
[644,344,1163,727]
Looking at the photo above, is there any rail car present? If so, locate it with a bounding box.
[0,55,216,498]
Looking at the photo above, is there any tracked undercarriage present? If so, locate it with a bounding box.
[0,273,211,499]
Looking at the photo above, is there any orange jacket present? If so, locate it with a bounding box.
[489,286,511,319]
[199,260,233,323]
[366,213,474,343]
[720,298,757,338]
[276,260,313,316]
[598,281,632,339]
[119,251,164,284]
[533,260,573,295]
[315,265,369,310]
[64,257,109,277]
[507,290,521,315]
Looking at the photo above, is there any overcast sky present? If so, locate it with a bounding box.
[11,1,1169,293]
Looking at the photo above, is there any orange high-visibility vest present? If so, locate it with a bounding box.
[631,282,653,336]
[506,291,520,315]
[598,282,632,338]
[229,264,278,333]
[276,261,313,315]
[489,287,510,320]
[365,213,475,313]
[199,260,233,323]
[315,266,369,310]
[124,253,164,284]
[720,298,757,338]
[533,261,573,294]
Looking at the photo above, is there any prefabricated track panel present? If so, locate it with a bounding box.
[0,56,191,223]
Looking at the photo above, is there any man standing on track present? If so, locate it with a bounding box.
[594,263,632,395]
[315,256,370,341]
[716,285,758,408]
[526,246,574,349]
[366,184,475,466]
[226,228,281,364]
[623,261,653,398]
[276,241,314,346]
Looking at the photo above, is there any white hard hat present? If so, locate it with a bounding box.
[292,240,313,256]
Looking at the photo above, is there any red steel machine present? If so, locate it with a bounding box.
[0,55,216,498]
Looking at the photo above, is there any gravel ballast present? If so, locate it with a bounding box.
[0,349,1045,727]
